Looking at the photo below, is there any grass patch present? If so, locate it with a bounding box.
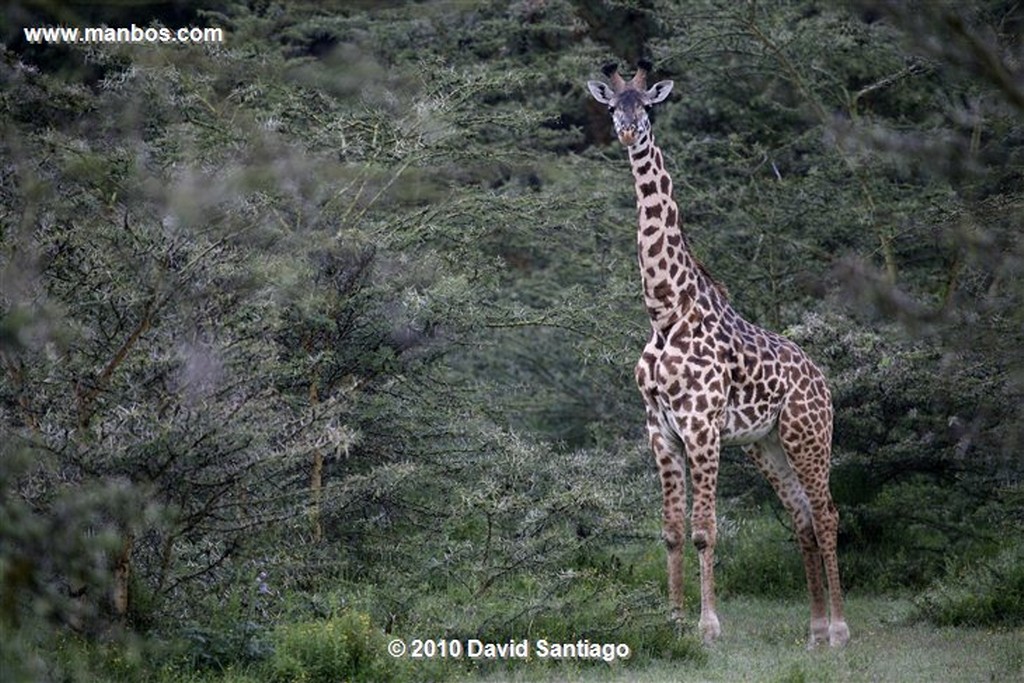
[7,596,1021,682]
[625,596,1021,683]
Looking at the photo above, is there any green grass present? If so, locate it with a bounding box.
[464,596,1023,682]
[17,595,1021,682]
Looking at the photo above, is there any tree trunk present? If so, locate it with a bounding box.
[112,533,133,619]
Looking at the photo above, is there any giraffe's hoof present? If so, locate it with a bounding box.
[699,614,721,644]
[807,617,829,649]
[829,620,850,647]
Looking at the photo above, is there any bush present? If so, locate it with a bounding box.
[717,510,806,598]
[268,611,403,683]
[914,540,1024,628]
[180,620,273,674]
[381,565,707,676]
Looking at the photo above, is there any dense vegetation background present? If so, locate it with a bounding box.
[1,1,1022,680]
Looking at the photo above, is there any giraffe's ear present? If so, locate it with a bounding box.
[645,80,674,105]
[587,80,615,105]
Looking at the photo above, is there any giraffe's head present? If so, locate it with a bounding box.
[587,61,674,146]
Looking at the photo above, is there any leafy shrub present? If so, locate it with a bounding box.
[914,540,1024,627]
[717,511,806,598]
[268,611,403,683]
[357,553,706,679]
[181,620,273,673]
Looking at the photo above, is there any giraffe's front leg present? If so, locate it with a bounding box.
[683,418,722,644]
[645,411,687,624]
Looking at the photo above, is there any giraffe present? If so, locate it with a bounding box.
[586,62,849,648]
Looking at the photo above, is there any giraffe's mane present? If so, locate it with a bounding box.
[696,258,730,300]
[681,233,729,300]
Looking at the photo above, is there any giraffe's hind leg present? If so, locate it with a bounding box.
[743,435,829,647]
[778,399,849,647]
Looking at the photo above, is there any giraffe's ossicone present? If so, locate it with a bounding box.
[587,61,849,648]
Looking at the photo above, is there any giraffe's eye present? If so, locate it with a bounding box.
[608,106,616,113]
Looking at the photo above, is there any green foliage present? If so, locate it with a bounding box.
[179,620,272,674]
[0,442,154,631]
[914,539,1024,628]
[268,611,403,683]
[717,512,806,598]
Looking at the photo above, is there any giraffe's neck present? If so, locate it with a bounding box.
[628,132,716,331]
